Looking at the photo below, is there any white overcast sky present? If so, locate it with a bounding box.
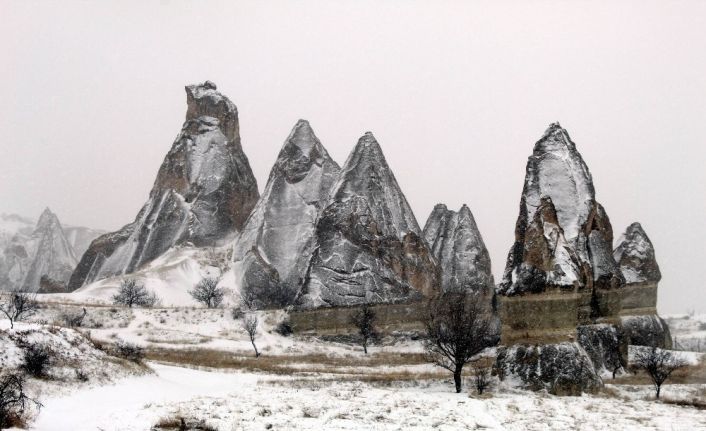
[1,1,704,313]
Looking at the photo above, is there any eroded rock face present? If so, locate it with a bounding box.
[232,120,340,308]
[68,82,259,291]
[498,123,624,303]
[295,132,439,309]
[495,342,603,395]
[21,208,78,292]
[613,223,661,284]
[577,324,627,375]
[423,204,494,295]
[621,315,672,349]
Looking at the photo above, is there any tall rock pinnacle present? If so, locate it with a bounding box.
[68,81,259,290]
[613,222,661,284]
[295,132,439,309]
[423,203,494,295]
[20,208,78,291]
[232,119,340,308]
[499,123,624,297]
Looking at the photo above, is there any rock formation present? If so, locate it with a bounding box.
[494,123,627,394]
[68,81,259,291]
[295,132,439,309]
[499,123,624,300]
[0,209,94,292]
[423,204,494,296]
[614,223,672,348]
[232,120,340,308]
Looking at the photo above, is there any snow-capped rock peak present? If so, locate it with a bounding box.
[500,124,623,296]
[423,203,494,295]
[613,222,661,284]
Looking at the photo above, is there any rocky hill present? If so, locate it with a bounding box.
[68,81,259,291]
[295,132,439,309]
[423,203,494,295]
[232,120,340,308]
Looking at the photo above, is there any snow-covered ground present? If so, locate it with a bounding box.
[3,304,705,430]
[665,313,706,353]
[27,363,706,431]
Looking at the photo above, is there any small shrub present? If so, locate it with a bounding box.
[231,307,244,320]
[75,369,89,382]
[114,341,144,363]
[21,344,52,378]
[275,319,293,337]
[59,308,87,328]
[112,279,158,308]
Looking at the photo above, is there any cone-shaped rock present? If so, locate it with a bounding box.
[499,123,624,296]
[68,81,259,290]
[22,208,78,292]
[296,132,439,309]
[613,222,661,284]
[232,120,340,308]
[423,203,494,295]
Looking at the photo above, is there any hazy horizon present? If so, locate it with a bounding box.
[2,1,705,314]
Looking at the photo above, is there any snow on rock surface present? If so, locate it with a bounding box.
[68,81,259,291]
[613,222,662,284]
[621,314,673,349]
[495,342,603,395]
[296,132,439,309]
[499,123,624,295]
[423,203,494,295]
[232,120,340,308]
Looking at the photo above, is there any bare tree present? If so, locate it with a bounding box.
[424,292,494,393]
[349,304,378,354]
[242,313,260,357]
[112,279,158,308]
[473,366,491,395]
[189,277,224,308]
[0,290,39,329]
[0,373,42,429]
[633,346,687,399]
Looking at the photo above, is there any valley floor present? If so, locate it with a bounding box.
[29,362,706,431]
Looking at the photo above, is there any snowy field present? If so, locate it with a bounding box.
[28,363,706,431]
[2,304,705,430]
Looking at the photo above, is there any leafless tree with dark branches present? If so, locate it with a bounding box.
[243,313,260,358]
[189,277,224,308]
[424,292,495,393]
[349,304,378,354]
[0,373,42,428]
[0,289,39,329]
[112,279,158,308]
[633,345,687,399]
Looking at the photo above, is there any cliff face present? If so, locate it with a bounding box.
[68,81,259,291]
[423,204,494,295]
[499,123,624,300]
[296,132,439,309]
[232,120,340,308]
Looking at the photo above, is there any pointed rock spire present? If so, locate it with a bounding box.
[423,203,494,295]
[232,120,340,308]
[295,132,439,309]
[499,124,623,295]
[613,222,661,284]
[68,82,259,290]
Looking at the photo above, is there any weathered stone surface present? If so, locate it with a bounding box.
[577,324,627,375]
[613,222,661,284]
[621,315,672,349]
[68,82,259,291]
[20,208,78,292]
[233,120,340,308]
[499,123,624,298]
[422,204,494,295]
[295,132,439,309]
[495,342,603,395]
